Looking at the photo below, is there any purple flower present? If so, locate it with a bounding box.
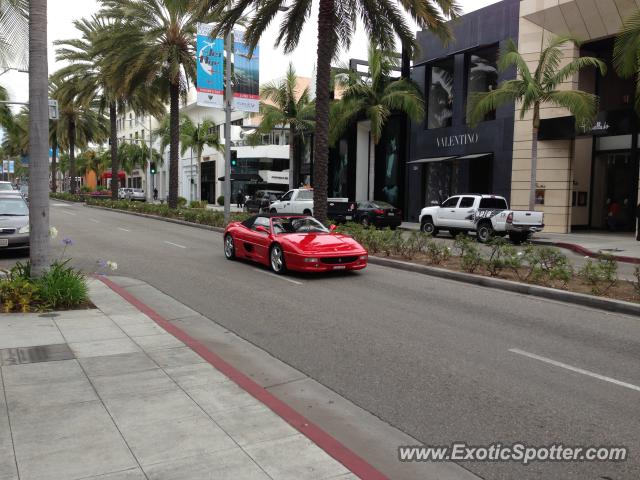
[62,238,74,246]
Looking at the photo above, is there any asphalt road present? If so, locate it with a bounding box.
[3,202,639,480]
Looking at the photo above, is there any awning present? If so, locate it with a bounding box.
[456,153,492,160]
[217,173,263,182]
[101,171,126,179]
[407,156,457,164]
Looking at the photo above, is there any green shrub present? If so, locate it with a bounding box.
[522,246,573,288]
[578,255,618,295]
[50,192,85,202]
[485,237,522,277]
[96,185,107,192]
[189,200,207,209]
[424,239,451,265]
[80,186,92,193]
[36,260,88,310]
[0,277,39,313]
[217,195,224,206]
[177,196,188,208]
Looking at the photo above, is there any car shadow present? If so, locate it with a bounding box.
[230,255,364,281]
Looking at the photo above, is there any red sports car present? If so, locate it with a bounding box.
[223,214,368,274]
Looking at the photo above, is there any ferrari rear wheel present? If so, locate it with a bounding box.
[270,244,286,274]
[224,234,235,260]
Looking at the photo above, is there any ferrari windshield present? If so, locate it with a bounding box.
[272,217,329,234]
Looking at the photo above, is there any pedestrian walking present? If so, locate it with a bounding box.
[153,188,158,201]
[236,190,243,209]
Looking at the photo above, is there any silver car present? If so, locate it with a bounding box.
[0,194,29,250]
[128,188,146,201]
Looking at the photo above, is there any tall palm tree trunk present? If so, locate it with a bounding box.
[109,101,119,199]
[51,139,58,193]
[312,0,337,223]
[529,104,540,211]
[68,121,77,193]
[168,81,180,209]
[28,0,50,277]
[289,125,296,189]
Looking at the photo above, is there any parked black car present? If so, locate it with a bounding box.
[245,190,284,213]
[354,201,402,229]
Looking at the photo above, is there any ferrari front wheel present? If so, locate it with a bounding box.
[224,234,236,260]
[270,244,286,274]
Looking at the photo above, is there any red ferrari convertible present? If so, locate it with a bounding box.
[223,214,368,274]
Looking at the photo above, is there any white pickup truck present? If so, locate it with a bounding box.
[419,194,544,244]
[268,188,357,223]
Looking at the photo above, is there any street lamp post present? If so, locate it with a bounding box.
[223,30,232,224]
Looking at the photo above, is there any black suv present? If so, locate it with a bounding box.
[245,190,284,213]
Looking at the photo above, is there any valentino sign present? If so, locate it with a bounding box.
[436,132,480,148]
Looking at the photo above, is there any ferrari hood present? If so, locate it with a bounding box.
[281,233,365,254]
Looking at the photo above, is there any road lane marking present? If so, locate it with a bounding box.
[61,211,76,216]
[117,227,130,232]
[509,348,640,393]
[164,241,186,249]
[255,268,303,285]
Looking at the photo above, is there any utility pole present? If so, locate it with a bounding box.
[223,30,232,224]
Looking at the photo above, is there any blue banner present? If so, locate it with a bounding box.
[196,23,224,109]
[232,30,259,113]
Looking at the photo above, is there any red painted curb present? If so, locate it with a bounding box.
[539,241,640,265]
[95,275,387,480]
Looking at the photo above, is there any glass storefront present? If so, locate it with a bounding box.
[466,45,499,122]
[427,58,454,129]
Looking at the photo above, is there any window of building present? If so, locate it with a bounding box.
[466,45,499,122]
[427,58,454,129]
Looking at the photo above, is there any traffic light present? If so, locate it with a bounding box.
[231,151,237,167]
[150,162,156,174]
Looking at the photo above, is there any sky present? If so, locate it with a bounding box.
[1,0,501,103]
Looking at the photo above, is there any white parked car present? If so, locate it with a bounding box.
[0,181,22,198]
[419,194,545,244]
[128,188,146,201]
[118,188,132,199]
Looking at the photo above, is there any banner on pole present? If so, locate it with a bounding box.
[232,30,260,113]
[2,160,7,174]
[8,160,14,174]
[196,23,224,109]
[196,25,259,113]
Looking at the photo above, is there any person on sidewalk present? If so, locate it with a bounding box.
[153,188,158,201]
[236,190,244,209]
[607,199,620,231]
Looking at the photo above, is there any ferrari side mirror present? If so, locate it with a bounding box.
[255,225,268,233]
[329,224,337,232]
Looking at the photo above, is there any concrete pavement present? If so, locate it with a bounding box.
[0,278,362,480]
[2,201,638,480]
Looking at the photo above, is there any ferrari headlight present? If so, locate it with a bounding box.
[359,255,367,260]
[18,225,29,234]
[304,257,319,263]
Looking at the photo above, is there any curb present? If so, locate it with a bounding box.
[85,204,226,233]
[532,239,640,265]
[368,256,640,317]
[95,275,388,480]
[398,225,640,266]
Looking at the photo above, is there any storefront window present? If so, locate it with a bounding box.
[466,45,499,122]
[427,58,454,129]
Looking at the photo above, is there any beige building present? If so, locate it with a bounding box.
[513,0,640,233]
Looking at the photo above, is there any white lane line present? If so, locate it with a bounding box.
[61,211,76,216]
[509,348,640,393]
[117,227,130,232]
[89,219,99,223]
[255,268,303,285]
[164,241,186,249]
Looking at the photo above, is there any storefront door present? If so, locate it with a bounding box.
[590,152,638,231]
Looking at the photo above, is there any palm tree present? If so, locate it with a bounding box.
[0,0,28,71]
[180,117,221,202]
[330,44,424,201]
[100,0,215,209]
[210,0,459,222]
[614,10,640,113]
[50,75,109,193]
[251,63,315,189]
[468,36,606,210]
[28,0,50,276]
[54,15,165,200]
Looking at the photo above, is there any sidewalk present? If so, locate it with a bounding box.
[0,279,359,480]
[401,222,640,263]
